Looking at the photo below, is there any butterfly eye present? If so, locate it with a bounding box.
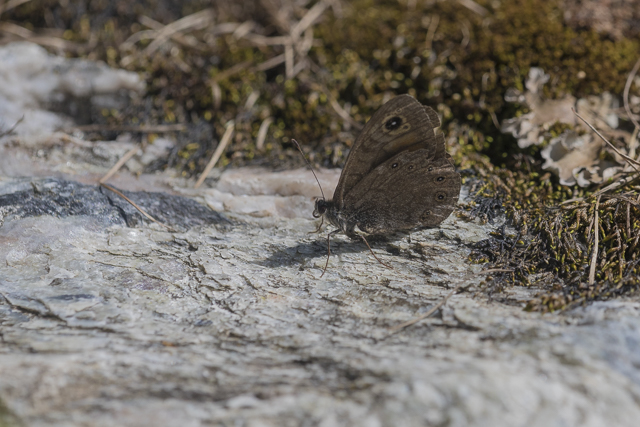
[437,176,445,182]
[391,163,399,168]
[385,116,403,130]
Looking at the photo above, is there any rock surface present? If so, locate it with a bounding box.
[1,42,640,427]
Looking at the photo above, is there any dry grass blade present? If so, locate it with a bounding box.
[588,195,601,286]
[100,183,174,231]
[120,9,214,65]
[573,108,640,170]
[623,57,640,131]
[99,146,141,184]
[329,96,363,130]
[387,268,510,335]
[142,9,214,56]
[256,54,286,72]
[387,283,467,334]
[244,34,291,46]
[72,124,185,133]
[0,0,34,15]
[194,121,235,189]
[561,173,640,205]
[456,0,489,16]
[211,61,253,82]
[425,14,439,51]
[0,22,81,51]
[123,15,207,52]
[256,117,273,151]
[0,115,23,138]
[290,1,328,41]
[284,43,295,78]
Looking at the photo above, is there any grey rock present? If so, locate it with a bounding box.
[1,175,639,427]
[0,178,228,229]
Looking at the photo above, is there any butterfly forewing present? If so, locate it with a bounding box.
[333,95,444,209]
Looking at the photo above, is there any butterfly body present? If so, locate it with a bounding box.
[313,95,461,241]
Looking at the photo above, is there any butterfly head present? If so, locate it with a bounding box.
[313,198,329,218]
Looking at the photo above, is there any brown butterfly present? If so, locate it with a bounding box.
[300,94,461,275]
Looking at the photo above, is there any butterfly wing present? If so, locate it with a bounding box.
[341,149,461,234]
[333,95,445,209]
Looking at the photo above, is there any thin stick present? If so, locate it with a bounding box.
[99,146,141,184]
[290,1,328,41]
[425,14,440,51]
[284,43,294,79]
[329,96,363,130]
[0,0,35,16]
[573,108,640,170]
[256,117,273,151]
[0,115,24,138]
[562,173,640,206]
[456,0,489,16]
[194,121,235,189]
[388,283,467,334]
[256,53,286,72]
[100,183,174,231]
[359,235,392,269]
[387,268,511,335]
[588,195,601,286]
[73,124,185,133]
[142,9,213,57]
[623,57,640,131]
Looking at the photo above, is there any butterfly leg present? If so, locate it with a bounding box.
[320,229,341,278]
[309,216,324,234]
[359,235,393,269]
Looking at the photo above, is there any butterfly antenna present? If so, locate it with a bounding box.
[292,139,325,201]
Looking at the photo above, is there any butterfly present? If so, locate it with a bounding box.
[301,94,461,275]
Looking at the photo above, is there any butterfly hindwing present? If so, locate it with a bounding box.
[341,150,461,233]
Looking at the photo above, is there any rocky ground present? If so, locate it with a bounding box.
[1,41,640,427]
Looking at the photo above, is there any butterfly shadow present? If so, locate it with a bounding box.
[258,234,403,270]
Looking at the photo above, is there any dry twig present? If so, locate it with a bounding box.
[0,115,24,138]
[72,124,185,133]
[256,117,273,151]
[573,108,640,170]
[623,58,640,131]
[194,121,235,189]
[121,9,214,66]
[0,0,34,16]
[0,22,81,51]
[457,0,489,16]
[387,283,467,334]
[99,146,141,184]
[588,195,601,286]
[100,183,174,231]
